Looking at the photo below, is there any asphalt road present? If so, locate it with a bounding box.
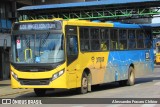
[1,65,160,107]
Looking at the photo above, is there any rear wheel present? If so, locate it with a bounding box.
[34,89,46,97]
[127,67,135,86]
[119,67,135,86]
[78,72,88,94]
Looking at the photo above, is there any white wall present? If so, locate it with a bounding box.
[152,17,160,23]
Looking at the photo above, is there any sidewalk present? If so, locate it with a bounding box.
[0,80,32,97]
[0,79,10,86]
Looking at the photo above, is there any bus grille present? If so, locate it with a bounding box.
[19,79,50,85]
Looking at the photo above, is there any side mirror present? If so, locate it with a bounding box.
[3,39,7,50]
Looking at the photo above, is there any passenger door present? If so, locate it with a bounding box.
[66,26,78,65]
[66,26,78,88]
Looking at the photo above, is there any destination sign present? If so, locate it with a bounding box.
[19,23,55,30]
[13,21,61,31]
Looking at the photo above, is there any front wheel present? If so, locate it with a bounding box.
[78,72,88,94]
[34,89,46,97]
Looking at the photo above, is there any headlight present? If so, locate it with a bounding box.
[51,69,64,81]
[11,71,19,81]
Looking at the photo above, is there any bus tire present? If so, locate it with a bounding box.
[127,67,135,86]
[78,72,88,94]
[34,89,46,97]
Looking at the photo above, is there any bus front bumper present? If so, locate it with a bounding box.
[11,71,68,89]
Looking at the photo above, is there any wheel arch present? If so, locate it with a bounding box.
[83,68,91,76]
[129,63,135,69]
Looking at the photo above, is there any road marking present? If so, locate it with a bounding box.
[154,82,160,86]
[141,104,156,107]
[134,84,141,87]
[106,104,122,107]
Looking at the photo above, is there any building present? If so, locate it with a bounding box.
[0,0,30,80]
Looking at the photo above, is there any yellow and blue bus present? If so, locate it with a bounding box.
[155,42,160,64]
[10,19,154,96]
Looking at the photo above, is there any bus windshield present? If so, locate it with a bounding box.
[12,33,64,64]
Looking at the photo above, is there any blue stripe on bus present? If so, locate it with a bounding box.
[107,50,154,79]
[113,22,141,28]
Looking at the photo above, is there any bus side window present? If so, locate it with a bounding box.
[128,30,136,49]
[100,29,109,51]
[80,28,90,51]
[144,29,152,48]
[119,29,127,50]
[90,28,100,51]
[136,30,144,49]
[110,29,118,50]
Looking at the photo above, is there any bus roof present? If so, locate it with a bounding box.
[17,19,152,29]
